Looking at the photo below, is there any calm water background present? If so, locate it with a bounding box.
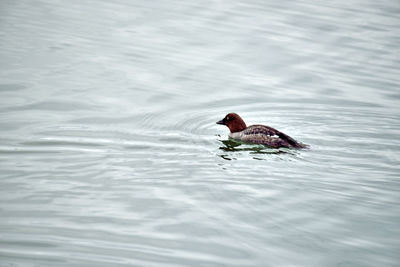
[1,0,400,266]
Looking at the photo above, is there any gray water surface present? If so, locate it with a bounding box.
[1,0,400,266]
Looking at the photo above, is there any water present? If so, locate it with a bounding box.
[1,0,400,266]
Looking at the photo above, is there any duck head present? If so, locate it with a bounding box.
[216,113,247,133]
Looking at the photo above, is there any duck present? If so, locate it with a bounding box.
[216,113,306,149]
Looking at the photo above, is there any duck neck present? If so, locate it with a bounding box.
[228,119,247,133]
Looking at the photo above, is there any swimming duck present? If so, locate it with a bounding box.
[216,113,306,148]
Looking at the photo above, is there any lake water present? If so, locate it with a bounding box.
[1,0,400,266]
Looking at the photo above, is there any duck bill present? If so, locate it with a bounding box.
[216,119,226,125]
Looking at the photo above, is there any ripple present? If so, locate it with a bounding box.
[1,0,400,266]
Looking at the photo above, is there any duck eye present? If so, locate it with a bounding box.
[226,116,229,121]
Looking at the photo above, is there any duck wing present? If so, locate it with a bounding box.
[241,125,305,148]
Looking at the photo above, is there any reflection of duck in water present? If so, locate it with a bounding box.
[216,113,307,149]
